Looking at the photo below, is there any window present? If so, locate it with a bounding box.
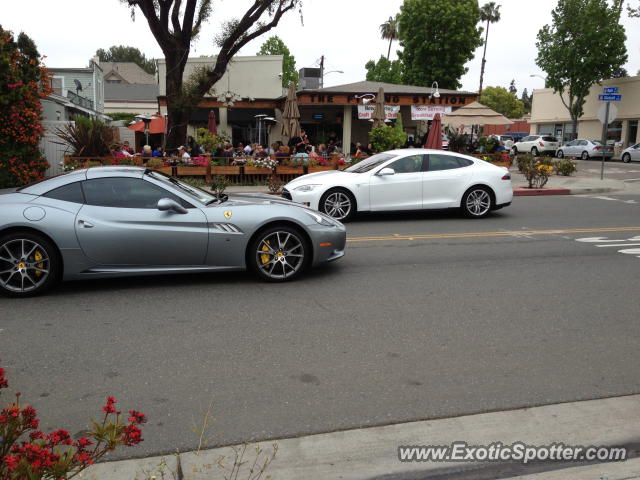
[455,157,474,167]
[542,136,558,142]
[578,140,588,146]
[428,154,467,171]
[43,182,85,204]
[388,155,424,174]
[82,178,188,209]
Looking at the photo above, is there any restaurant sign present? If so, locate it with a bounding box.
[411,105,452,120]
[357,104,400,119]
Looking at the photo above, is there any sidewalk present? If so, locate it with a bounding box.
[509,170,629,196]
[81,394,640,480]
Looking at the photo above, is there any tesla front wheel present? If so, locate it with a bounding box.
[0,232,60,297]
[249,226,308,282]
[319,189,356,222]
[462,187,493,218]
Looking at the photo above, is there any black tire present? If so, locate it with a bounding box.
[581,151,589,160]
[461,186,493,219]
[511,147,518,155]
[623,153,631,163]
[0,231,61,297]
[319,188,356,223]
[248,225,309,282]
[531,147,539,156]
[556,150,564,159]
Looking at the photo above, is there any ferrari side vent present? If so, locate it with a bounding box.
[212,223,242,233]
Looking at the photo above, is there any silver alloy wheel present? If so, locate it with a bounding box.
[256,230,304,280]
[465,189,491,217]
[581,151,589,160]
[323,191,352,220]
[0,239,50,293]
[623,153,631,163]
[557,150,564,159]
[531,147,539,156]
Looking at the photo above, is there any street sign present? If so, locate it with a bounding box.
[597,103,618,124]
[603,87,618,94]
[598,94,622,101]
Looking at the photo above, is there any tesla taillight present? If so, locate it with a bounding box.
[502,173,511,180]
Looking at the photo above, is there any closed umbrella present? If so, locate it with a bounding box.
[281,82,301,140]
[371,87,387,128]
[207,110,217,135]
[423,113,443,150]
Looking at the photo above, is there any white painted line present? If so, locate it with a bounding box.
[576,237,627,243]
[618,248,640,255]
[595,243,640,247]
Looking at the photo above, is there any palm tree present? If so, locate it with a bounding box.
[380,15,399,60]
[478,2,501,95]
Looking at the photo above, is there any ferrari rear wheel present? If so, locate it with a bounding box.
[249,226,308,282]
[0,232,60,297]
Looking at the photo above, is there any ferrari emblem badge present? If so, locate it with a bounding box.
[223,210,232,219]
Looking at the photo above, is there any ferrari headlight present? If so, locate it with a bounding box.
[294,184,320,192]
[303,209,335,227]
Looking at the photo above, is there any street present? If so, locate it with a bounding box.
[2,191,640,459]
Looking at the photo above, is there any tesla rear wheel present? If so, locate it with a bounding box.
[249,226,308,282]
[623,153,631,163]
[0,232,60,297]
[320,189,356,222]
[556,150,564,159]
[462,187,493,218]
[581,151,589,160]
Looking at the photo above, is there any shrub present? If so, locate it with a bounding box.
[444,126,468,153]
[369,125,406,152]
[211,175,230,196]
[554,158,577,176]
[479,136,498,152]
[267,176,284,194]
[55,118,116,157]
[146,158,165,168]
[196,128,230,153]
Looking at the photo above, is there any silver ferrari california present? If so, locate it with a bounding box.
[0,167,346,297]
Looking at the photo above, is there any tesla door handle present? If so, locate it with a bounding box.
[78,220,94,228]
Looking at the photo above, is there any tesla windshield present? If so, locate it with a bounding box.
[344,153,395,173]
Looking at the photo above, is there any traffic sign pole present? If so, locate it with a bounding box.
[600,101,610,180]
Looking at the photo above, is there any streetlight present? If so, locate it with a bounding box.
[321,69,343,88]
[429,81,440,99]
[530,74,547,87]
[355,94,376,104]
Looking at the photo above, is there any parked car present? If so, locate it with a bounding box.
[490,134,514,149]
[621,143,640,163]
[556,139,613,160]
[0,167,346,296]
[442,134,449,150]
[511,135,560,156]
[283,149,513,222]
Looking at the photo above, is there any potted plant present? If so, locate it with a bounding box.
[146,157,173,175]
[276,158,304,175]
[211,159,241,176]
[244,158,277,175]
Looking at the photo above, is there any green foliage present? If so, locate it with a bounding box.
[369,114,407,152]
[398,0,482,89]
[211,175,230,196]
[257,36,298,88]
[55,118,116,157]
[479,86,525,118]
[553,158,577,176]
[444,126,468,153]
[380,14,400,59]
[196,128,230,153]
[146,158,164,168]
[267,176,284,194]
[479,136,498,152]
[107,112,137,124]
[535,0,627,131]
[520,88,532,114]
[365,56,404,84]
[517,154,554,188]
[96,45,156,74]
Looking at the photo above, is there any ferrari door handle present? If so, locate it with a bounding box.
[78,220,94,228]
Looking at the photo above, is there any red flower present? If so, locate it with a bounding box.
[102,396,117,414]
[121,424,143,446]
[127,410,147,425]
[0,366,8,388]
[3,454,20,471]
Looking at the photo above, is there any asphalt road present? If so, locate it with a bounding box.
[2,194,640,460]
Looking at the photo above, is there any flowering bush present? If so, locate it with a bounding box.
[553,158,577,176]
[0,362,146,479]
[518,154,554,188]
[246,157,277,170]
[0,27,51,188]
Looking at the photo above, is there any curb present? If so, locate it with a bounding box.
[514,187,616,196]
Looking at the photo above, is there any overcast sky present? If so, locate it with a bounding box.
[3,0,639,96]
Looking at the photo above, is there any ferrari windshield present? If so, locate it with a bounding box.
[344,153,395,173]
[146,170,218,204]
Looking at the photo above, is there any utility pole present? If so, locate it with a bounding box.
[320,55,324,89]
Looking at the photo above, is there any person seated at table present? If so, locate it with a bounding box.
[113,143,133,158]
[221,142,234,159]
[293,146,309,164]
[122,140,134,154]
[141,145,153,157]
[274,145,289,163]
[152,146,164,157]
[177,146,192,164]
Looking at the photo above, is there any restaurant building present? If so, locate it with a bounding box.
[529,75,640,152]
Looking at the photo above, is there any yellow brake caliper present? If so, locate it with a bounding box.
[34,250,43,277]
[260,241,271,265]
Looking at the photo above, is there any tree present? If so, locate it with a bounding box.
[398,0,482,89]
[478,2,501,94]
[96,45,156,74]
[508,79,516,94]
[380,15,400,60]
[479,86,524,118]
[123,0,300,150]
[257,36,298,88]
[0,26,51,188]
[536,0,627,138]
[520,88,532,114]
[365,56,404,84]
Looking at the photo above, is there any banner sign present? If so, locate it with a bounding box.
[357,104,400,119]
[411,105,452,120]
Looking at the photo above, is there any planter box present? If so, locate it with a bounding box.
[489,161,511,168]
[276,166,304,175]
[148,166,173,175]
[212,166,241,175]
[243,166,273,175]
[308,166,336,173]
[176,166,208,176]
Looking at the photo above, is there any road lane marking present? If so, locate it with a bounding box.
[574,235,640,262]
[347,226,640,243]
[595,243,640,247]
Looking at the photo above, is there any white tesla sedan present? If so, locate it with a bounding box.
[283,149,513,222]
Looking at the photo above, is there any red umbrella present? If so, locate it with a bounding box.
[128,116,167,134]
[423,113,443,150]
[207,110,217,135]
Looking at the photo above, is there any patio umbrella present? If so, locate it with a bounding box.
[423,113,443,150]
[371,87,386,128]
[281,82,301,140]
[207,110,217,135]
[442,101,514,127]
[128,115,167,134]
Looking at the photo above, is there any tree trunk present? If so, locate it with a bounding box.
[164,47,190,152]
[572,116,578,141]
[478,22,490,94]
[387,38,392,60]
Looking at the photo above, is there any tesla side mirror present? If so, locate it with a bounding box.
[377,167,395,176]
[157,198,188,214]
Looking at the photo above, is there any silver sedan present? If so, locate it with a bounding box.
[0,167,346,297]
[621,143,640,163]
[556,139,613,160]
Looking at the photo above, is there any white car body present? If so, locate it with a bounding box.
[557,139,613,160]
[621,143,640,163]
[512,135,560,156]
[283,149,513,220]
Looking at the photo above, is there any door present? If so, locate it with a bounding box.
[422,154,474,209]
[368,154,424,211]
[563,140,577,156]
[76,177,209,265]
